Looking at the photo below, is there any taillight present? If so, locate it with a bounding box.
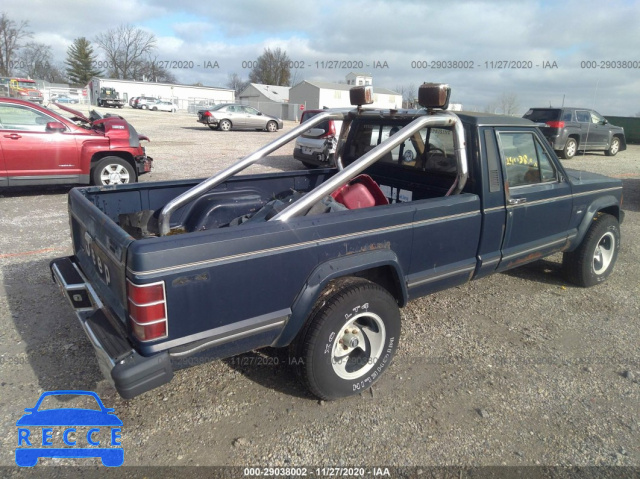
[545,121,565,128]
[203,111,212,117]
[320,121,336,139]
[127,279,168,341]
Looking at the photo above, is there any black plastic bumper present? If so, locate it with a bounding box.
[50,256,173,399]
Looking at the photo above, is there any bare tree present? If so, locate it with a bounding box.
[0,12,31,76]
[95,24,156,80]
[498,92,520,115]
[249,47,291,86]
[226,72,249,96]
[137,55,176,83]
[395,83,417,108]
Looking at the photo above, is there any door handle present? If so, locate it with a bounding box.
[508,198,527,205]
[4,133,22,139]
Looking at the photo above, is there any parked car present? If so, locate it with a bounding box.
[151,100,177,112]
[293,109,343,168]
[523,107,626,159]
[0,98,152,187]
[197,103,283,132]
[134,97,158,110]
[50,94,79,104]
[129,96,139,108]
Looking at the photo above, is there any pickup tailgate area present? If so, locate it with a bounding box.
[67,187,134,325]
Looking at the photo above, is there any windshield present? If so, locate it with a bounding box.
[16,80,37,89]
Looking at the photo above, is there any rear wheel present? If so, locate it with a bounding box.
[560,138,577,159]
[605,136,621,156]
[266,120,278,132]
[291,278,401,400]
[219,119,232,131]
[92,157,136,186]
[152,107,158,111]
[563,213,620,287]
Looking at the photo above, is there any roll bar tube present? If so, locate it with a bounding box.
[158,111,346,235]
[271,111,467,221]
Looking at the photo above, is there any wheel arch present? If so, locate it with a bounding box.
[90,151,136,170]
[272,250,407,348]
[569,196,622,252]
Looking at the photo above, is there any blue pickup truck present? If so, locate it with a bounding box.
[50,84,624,400]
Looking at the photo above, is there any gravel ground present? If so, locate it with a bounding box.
[0,106,638,471]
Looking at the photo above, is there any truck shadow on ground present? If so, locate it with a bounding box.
[223,348,316,400]
[501,258,569,287]
[2,258,102,399]
[0,185,74,198]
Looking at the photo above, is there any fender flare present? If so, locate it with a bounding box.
[271,249,407,348]
[570,195,621,251]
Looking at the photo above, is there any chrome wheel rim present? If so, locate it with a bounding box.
[566,141,576,157]
[220,120,231,131]
[610,139,619,155]
[593,231,615,275]
[331,312,386,380]
[267,122,277,132]
[100,164,130,185]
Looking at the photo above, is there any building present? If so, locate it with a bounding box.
[345,72,373,86]
[238,83,290,104]
[86,78,235,111]
[289,77,402,110]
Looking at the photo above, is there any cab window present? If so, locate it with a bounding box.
[499,132,557,187]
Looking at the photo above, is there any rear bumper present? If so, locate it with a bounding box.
[50,257,173,399]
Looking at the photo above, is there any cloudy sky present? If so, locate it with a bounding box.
[4,0,640,115]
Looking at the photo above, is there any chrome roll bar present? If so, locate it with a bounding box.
[272,111,467,221]
[158,111,346,235]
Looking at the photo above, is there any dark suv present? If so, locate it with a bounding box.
[523,107,626,159]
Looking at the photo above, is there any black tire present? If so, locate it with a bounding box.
[207,124,217,130]
[266,120,278,132]
[152,107,158,111]
[560,138,577,159]
[563,213,620,287]
[219,119,232,131]
[292,278,401,400]
[91,157,136,186]
[605,136,621,156]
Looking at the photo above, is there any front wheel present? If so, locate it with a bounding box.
[563,213,620,287]
[152,107,158,111]
[605,136,620,156]
[219,119,232,131]
[292,278,400,400]
[266,120,278,132]
[92,157,136,186]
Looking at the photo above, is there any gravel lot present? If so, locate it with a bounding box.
[0,105,638,471]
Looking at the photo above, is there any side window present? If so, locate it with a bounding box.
[590,111,604,124]
[575,110,590,123]
[499,132,557,187]
[0,104,55,132]
[562,111,573,121]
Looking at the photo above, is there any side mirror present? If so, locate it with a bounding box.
[305,128,326,137]
[46,121,66,132]
[257,112,263,115]
[602,119,608,125]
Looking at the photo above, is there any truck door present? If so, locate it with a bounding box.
[587,111,609,147]
[495,129,573,271]
[0,102,80,183]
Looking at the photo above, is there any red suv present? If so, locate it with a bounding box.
[0,98,152,187]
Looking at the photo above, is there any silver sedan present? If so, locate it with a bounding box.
[197,104,283,132]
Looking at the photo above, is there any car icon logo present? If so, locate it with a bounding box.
[16,390,123,467]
